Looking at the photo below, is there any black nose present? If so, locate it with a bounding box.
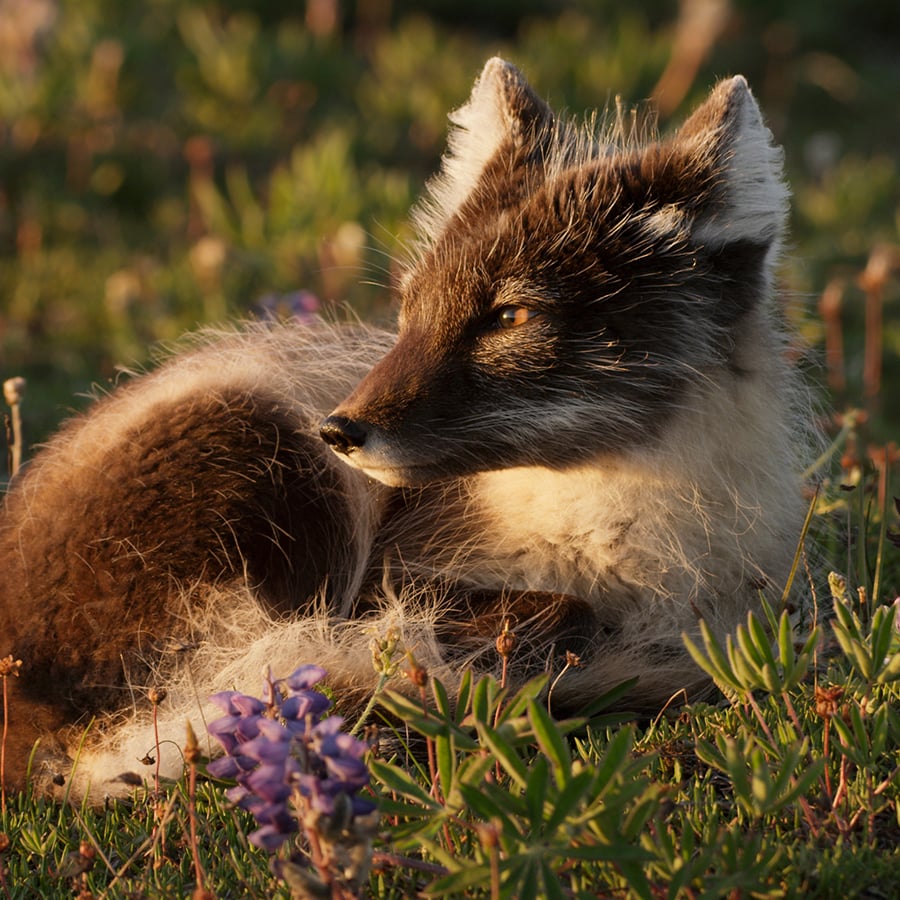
[319,415,368,455]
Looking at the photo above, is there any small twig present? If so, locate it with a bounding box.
[184,723,211,899]
[780,692,805,738]
[493,619,516,741]
[649,688,689,734]
[1,675,7,818]
[148,687,167,796]
[477,821,501,900]
[832,753,850,812]
[546,651,581,719]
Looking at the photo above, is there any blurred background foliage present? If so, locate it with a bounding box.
[0,0,898,451]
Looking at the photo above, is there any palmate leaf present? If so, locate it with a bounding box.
[377,688,478,748]
[688,601,816,698]
[541,767,600,833]
[456,780,525,827]
[696,734,822,819]
[683,620,743,696]
[588,724,636,796]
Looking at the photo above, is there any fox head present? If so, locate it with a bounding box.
[321,58,789,487]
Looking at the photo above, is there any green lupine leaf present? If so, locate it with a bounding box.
[528,699,571,783]
[497,673,550,722]
[542,767,599,833]
[525,754,549,828]
[476,721,530,790]
[370,758,443,811]
[431,676,452,718]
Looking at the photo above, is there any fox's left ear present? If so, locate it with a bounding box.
[675,76,788,258]
[412,57,555,246]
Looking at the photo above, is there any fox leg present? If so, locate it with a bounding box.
[0,386,374,789]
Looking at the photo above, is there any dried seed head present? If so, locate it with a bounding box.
[814,685,844,720]
[2,377,25,407]
[147,687,167,706]
[403,652,428,688]
[495,619,517,659]
[0,655,22,678]
[564,650,582,669]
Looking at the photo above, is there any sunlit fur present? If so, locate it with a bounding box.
[0,59,814,801]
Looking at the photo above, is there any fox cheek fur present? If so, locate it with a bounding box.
[0,58,812,799]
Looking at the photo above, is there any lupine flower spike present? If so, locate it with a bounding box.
[207,666,378,898]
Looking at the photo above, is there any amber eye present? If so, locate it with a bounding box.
[495,306,540,329]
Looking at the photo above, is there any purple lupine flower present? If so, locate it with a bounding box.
[283,664,328,690]
[206,752,257,779]
[206,665,376,857]
[254,290,321,324]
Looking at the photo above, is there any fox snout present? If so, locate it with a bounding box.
[319,415,368,456]
[319,406,412,486]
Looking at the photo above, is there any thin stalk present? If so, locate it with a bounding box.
[0,675,7,817]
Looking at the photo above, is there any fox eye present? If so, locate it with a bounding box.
[494,306,540,329]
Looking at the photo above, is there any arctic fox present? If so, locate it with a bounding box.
[0,58,810,798]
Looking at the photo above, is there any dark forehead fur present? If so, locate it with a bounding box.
[405,135,739,325]
[401,64,780,349]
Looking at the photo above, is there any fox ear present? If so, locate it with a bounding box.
[676,76,788,254]
[412,57,554,245]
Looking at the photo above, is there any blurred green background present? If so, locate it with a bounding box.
[1,0,898,458]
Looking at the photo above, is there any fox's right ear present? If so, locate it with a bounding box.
[411,57,555,246]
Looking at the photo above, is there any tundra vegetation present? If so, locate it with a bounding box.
[1,0,899,896]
